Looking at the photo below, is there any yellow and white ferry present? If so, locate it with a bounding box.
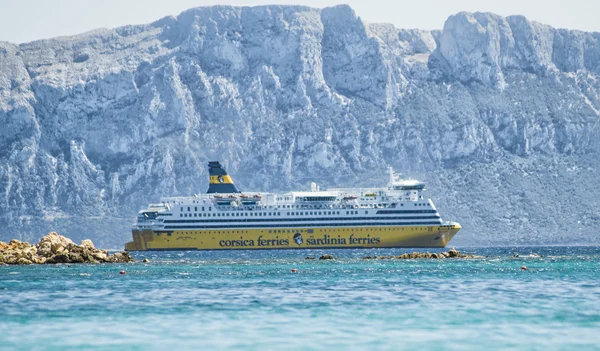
[125,161,460,251]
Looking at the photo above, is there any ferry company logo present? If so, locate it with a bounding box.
[217,175,225,183]
[293,233,303,245]
[218,234,381,248]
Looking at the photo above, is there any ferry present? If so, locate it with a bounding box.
[125,161,461,251]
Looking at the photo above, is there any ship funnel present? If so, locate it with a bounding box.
[206,161,240,194]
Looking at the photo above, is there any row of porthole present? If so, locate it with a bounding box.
[164,221,441,230]
[179,210,364,218]
[172,227,437,236]
[178,203,419,213]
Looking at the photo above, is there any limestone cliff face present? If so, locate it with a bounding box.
[1,5,599,247]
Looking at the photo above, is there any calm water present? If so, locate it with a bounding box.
[1,247,599,350]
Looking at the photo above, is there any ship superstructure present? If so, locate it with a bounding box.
[125,162,461,250]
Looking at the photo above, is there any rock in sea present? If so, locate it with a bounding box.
[363,249,483,260]
[0,232,134,265]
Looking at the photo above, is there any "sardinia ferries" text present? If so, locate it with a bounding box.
[218,234,380,247]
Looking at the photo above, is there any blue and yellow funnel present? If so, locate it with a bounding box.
[206,161,240,194]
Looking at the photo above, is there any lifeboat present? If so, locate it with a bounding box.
[240,193,259,205]
[343,195,358,200]
[253,194,262,199]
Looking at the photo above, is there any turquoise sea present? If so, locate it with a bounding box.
[1,247,599,350]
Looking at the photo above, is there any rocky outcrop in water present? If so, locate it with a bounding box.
[1,5,600,247]
[363,248,483,259]
[0,232,134,264]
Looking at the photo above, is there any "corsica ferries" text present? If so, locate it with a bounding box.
[219,236,289,247]
[218,234,381,247]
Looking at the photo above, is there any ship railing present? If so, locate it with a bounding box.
[211,202,403,212]
[328,187,383,193]
[160,195,215,203]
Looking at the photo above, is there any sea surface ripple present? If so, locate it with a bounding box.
[1,247,599,350]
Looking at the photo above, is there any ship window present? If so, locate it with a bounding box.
[188,207,190,211]
[202,207,204,211]
[209,207,212,211]
[180,207,183,212]
[194,213,197,217]
[365,211,368,214]
[195,207,197,211]
[179,214,182,217]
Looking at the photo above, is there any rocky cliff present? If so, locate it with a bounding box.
[1,6,599,247]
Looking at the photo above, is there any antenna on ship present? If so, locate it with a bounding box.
[388,166,394,185]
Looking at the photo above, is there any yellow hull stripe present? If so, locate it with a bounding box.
[125,224,461,250]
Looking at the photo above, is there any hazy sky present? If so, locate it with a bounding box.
[0,0,597,43]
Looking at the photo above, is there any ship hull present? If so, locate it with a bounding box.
[125,224,461,251]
